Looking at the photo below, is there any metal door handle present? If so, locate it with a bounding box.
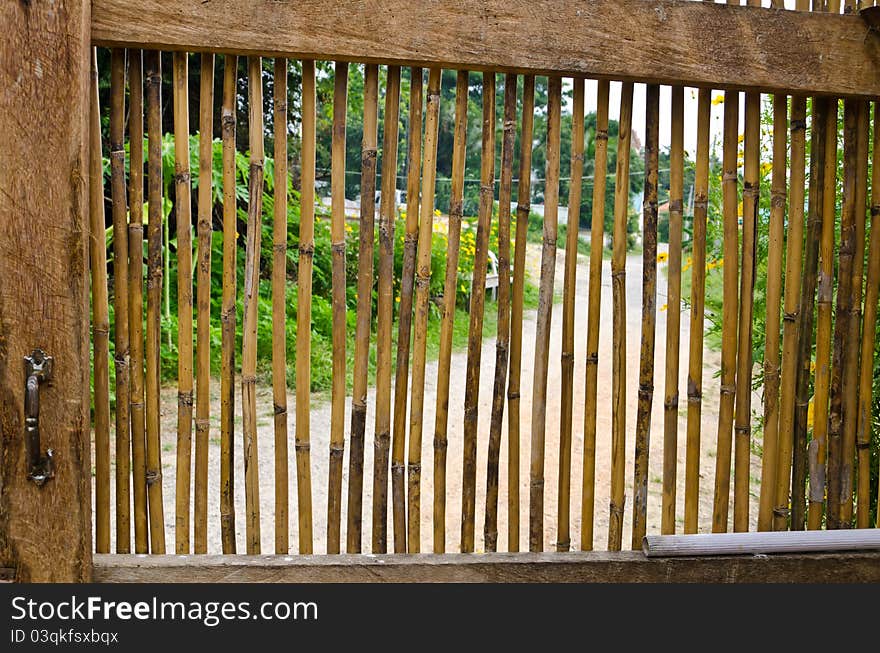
[24,349,54,486]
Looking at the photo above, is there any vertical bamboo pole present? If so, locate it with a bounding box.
[109,49,131,553]
[372,66,402,554]
[553,77,584,553]
[144,49,166,553]
[828,99,852,531]
[463,71,499,553]
[327,61,349,554]
[840,100,868,528]
[172,51,194,554]
[296,60,317,554]
[347,64,379,553]
[219,55,238,554]
[807,99,836,531]
[632,83,659,549]
[510,75,536,553]
[608,82,634,551]
[834,100,865,529]
[774,93,808,532]
[757,95,788,532]
[580,79,609,550]
[485,73,517,553]
[732,90,759,533]
[392,67,423,553]
[90,50,111,555]
[407,68,442,554]
[684,88,711,535]
[194,54,214,555]
[241,56,264,554]
[433,70,469,554]
[856,102,880,529]
[272,57,289,554]
[194,53,214,556]
[712,89,739,534]
[804,98,837,530]
[128,49,149,554]
[661,85,685,536]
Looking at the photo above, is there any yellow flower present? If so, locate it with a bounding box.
[760,162,772,176]
[660,303,668,312]
[657,252,668,263]
[807,397,814,429]
[711,94,725,106]
[737,134,744,144]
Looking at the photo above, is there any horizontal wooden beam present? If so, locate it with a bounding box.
[91,1,880,99]
[93,551,880,583]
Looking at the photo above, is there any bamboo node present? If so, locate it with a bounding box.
[516,204,531,218]
[329,444,345,453]
[790,119,806,132]
[221,113,235,129]
[273,403,287,416]
[241,374,257,385]
[611,270,625,280]
[734,425,750,436]
[772,506,790,518]
[742,186,759,200]
[331,242,346,255]
[722,172,737,182]
[294,442,311,452]
[145,469,161,486]
[561,351,574,362]
[530,479,545,489]
[178,391,194,407]
[596,130,609,141]
[720,384,735,396]
[555,538,571,550]
[408,463,422,474]
[272,243,287,255]
[871,205,880,217]
[782,310,798,322]
[770,190,786,207]
[433,437,448,451]
[669,199,683,213]
[93,326,110,337]
[299,243,315,256]
[571,153,585,163]
[480,184,494,197]
[174,171,191,184]
[664,397,679,410]
[507,390,521,400]
[638,384,653,400]
[503,119,516,132]
[693,198,709,211]
[404,233,418,245]
[362,147,377,159]
[195,418,210,431]
[586,353,599,365]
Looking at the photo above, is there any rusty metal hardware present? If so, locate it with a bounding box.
[24,349,54,486]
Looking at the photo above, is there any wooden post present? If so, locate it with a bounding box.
[0,0,92,581]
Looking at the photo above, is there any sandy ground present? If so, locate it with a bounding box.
[98,240,762,554]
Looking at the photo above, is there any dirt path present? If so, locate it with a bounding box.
[102,241,761,554]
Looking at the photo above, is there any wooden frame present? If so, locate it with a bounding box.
[91,552,880,583]
[90,0,880,98]
[0,0,92,582]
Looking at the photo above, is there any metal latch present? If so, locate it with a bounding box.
[24,349,54,486]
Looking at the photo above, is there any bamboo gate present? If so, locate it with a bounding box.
[2,0,880,582]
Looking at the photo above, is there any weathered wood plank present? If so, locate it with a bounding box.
[93,551,880,583]
[0,0,92,581]
[91,0,880,98]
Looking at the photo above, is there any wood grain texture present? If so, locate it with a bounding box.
[91,0,880,98]
[0,0,93,581]
[93,551,880,583]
